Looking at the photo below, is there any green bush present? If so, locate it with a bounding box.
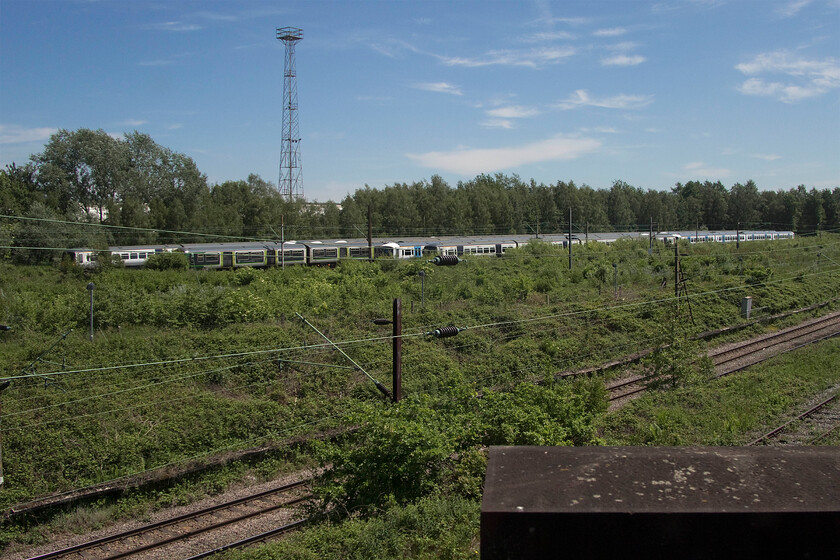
[144,252,189,270]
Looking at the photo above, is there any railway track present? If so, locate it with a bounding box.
[605,373,654,403]
[605,311,840,408]
[710,311,840,377]
[748,395,840,446]
[28,478,312,560]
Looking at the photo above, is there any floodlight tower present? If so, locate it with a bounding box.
[277,27,304,201]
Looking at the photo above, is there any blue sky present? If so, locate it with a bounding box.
[1,0,839,202]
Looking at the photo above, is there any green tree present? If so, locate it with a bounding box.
[729,180,763,229]
[32,128,129,221]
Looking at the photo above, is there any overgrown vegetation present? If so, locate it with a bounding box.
[0,234,838,556]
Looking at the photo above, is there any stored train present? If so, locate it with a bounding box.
[65,229,795,270]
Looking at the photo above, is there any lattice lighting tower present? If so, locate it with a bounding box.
[277,27,304,201]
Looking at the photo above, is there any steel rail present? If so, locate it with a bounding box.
[28,478,311,560]
[99,494,310,560]
[183,518,309,559]
[807,422,840,444]
[709,314,840,367]
[715,330,840,378]
[747,395,838,446]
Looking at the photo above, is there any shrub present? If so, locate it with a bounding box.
[144,252,189,271]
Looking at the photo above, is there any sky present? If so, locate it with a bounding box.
[1,0,839,202]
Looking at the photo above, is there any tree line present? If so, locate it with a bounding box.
[1,128,838,262]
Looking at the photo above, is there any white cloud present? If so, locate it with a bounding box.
[406,135,601,175]
[368,38,422,59]
[735,50,840,102]
[413,82,463,96]
[541,17,590,26]
[554,90,654,110]
[480,119,515,129]
[139,59,176,67]
[440,46,576,68]
[594,27,627,37]
[601,54,646,66]
[148,21,202,32]
[0,124,57,144]
[751,153,782,161]
[120,119,148,127]
[683,161,731,178]
[776,0,812,17]
[522,31,576,42]
[485,105,540,119]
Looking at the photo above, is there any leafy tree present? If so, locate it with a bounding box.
[32,128,129,221]
[607,180,639,230]
[800,187,826,232]
[0,163,37,215]
[729,180,763,229]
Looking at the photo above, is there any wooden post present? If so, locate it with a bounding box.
[392,298,402,403]
[674,239,679,299]
[649,217,653,255]
[568,208,573,270]
[367,205,373,261]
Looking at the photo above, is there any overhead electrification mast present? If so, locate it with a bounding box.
[277,27,303,201]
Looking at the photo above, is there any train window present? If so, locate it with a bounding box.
[139,253,147,259]
[120,253,129,260]
[130,253,138,259]
[236,251,264,263]
[205,254,221,265]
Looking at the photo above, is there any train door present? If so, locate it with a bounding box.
[223,251,233,268]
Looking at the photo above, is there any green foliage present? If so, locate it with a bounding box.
[314,397,471,517]
[644,335,711,390]
[314,380,605,517]
[227,496,480,560]
[479,381,605,446]
[144,251,189,270]
[601,338,840,446]
[0,233,838,557]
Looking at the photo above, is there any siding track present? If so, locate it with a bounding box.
[27,478,311,560]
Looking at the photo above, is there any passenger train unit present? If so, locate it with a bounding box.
[66,230,795,270]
